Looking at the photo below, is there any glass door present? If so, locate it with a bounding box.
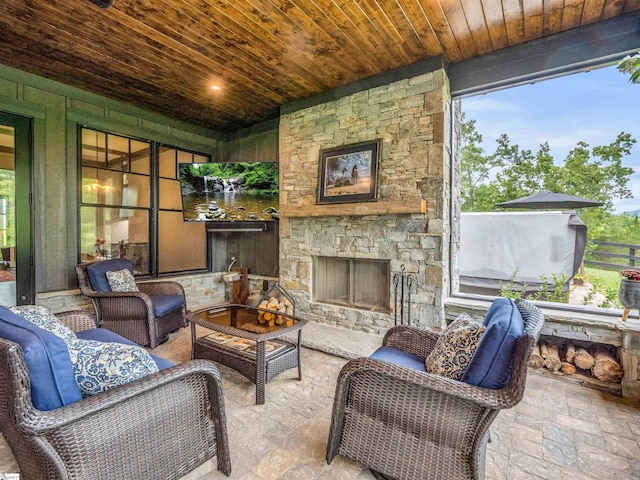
[0,112,33,305]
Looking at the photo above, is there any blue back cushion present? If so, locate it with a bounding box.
[461,298,524,389]
[77,328,174,371]
[0,306,82,410]
[86,259,135,292]
[369,346,426,372]
[151,294,184,317]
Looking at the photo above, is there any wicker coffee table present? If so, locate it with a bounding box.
[188,304,308,404]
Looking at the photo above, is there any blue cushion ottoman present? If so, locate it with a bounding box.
[461,298,524,389]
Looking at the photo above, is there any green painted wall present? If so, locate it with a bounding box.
[0,63,223,293]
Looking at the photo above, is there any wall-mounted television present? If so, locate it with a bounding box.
[179,162,279,223]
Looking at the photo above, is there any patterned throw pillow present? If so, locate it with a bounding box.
[425,313,486,380]
[67,339,158,396]
[10,305,77,344]
[106,269,139,292]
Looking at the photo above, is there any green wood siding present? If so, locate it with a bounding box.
[0,63,222,292]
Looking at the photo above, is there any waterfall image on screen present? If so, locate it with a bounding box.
[179,162,279,222]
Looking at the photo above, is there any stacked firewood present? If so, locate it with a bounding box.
[257,296,294,327]
[529,339,624,383]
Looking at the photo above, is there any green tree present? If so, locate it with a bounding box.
[619,51,640,84]
[459,114,504,211]
[459,115,636,216]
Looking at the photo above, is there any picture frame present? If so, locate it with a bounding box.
[317,139,381,205]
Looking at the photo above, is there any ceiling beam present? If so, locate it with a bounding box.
[449,11,640,97]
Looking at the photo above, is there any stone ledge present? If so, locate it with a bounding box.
[446,296,640,333]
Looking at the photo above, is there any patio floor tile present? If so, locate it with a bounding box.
[1,323,640,479]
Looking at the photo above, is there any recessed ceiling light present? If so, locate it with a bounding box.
[211,85,221,91]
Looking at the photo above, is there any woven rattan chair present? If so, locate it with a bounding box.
[326,298,544,480]
[75,259,187,348]
[0,310,231,480]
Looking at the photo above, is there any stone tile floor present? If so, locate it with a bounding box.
[2,323,640,479]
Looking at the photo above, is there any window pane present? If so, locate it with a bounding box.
[177,150,192,165]
[81,129,106,167]
[159,147,176,179]
[159,178,182,210]
[82,168,150,208]
[130,140,150,174]
[106,134,130,171]
[158,211,206,273]
[80,206,149,275]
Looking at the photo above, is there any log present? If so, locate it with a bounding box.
[543,343,562,372]
[561,361,576,375]
[528,344,545,369]
[539,340,549,359]
[574,347,595,370]
[565,343,576,364]
[591,348,624,383]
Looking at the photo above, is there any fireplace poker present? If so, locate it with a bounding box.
[399,265,405,325]
[406,275,413,326]
[393,273,400,326]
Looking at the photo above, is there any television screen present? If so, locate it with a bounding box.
[179,162,279,222]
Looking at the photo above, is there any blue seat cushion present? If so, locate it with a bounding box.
[151,294,184,317]
[0,306,82,411]
[86,259,135,292]
[77,328,174,370]
[369,346,426,372]
[461,298,525,389]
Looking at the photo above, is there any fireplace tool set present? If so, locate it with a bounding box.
[393,264,415,326]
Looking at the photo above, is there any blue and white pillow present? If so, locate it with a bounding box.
[10,305,77,344]
[67,339,158,396]
[12,305,158,396]
[106,269,139,292]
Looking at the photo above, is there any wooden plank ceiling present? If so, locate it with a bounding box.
[0,0,637,133]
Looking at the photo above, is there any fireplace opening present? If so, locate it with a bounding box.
[312,256,390,312]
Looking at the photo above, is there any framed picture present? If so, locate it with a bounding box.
[317,139,381,204]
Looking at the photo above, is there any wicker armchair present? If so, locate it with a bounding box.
[75,260,187,348]
[326,298,544,480]
[0,310,231,480]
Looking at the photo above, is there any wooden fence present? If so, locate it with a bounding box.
[584,240,640,270]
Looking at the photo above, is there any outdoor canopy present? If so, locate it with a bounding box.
[496,191,604,210]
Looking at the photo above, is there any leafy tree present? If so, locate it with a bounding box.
[459,114,503,211]
[459,115,636,216]
[619,51,640,84]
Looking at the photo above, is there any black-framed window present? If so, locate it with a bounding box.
[79,127,209,277]
[157,145,208,274]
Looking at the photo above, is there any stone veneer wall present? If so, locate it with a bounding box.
[279,69,451,333]
[36,272,230,314]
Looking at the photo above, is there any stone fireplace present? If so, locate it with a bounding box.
[278,67,451,333]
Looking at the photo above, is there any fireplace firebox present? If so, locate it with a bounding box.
[312,256,390,312]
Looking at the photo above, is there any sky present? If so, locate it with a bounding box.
[462,64,640,214]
